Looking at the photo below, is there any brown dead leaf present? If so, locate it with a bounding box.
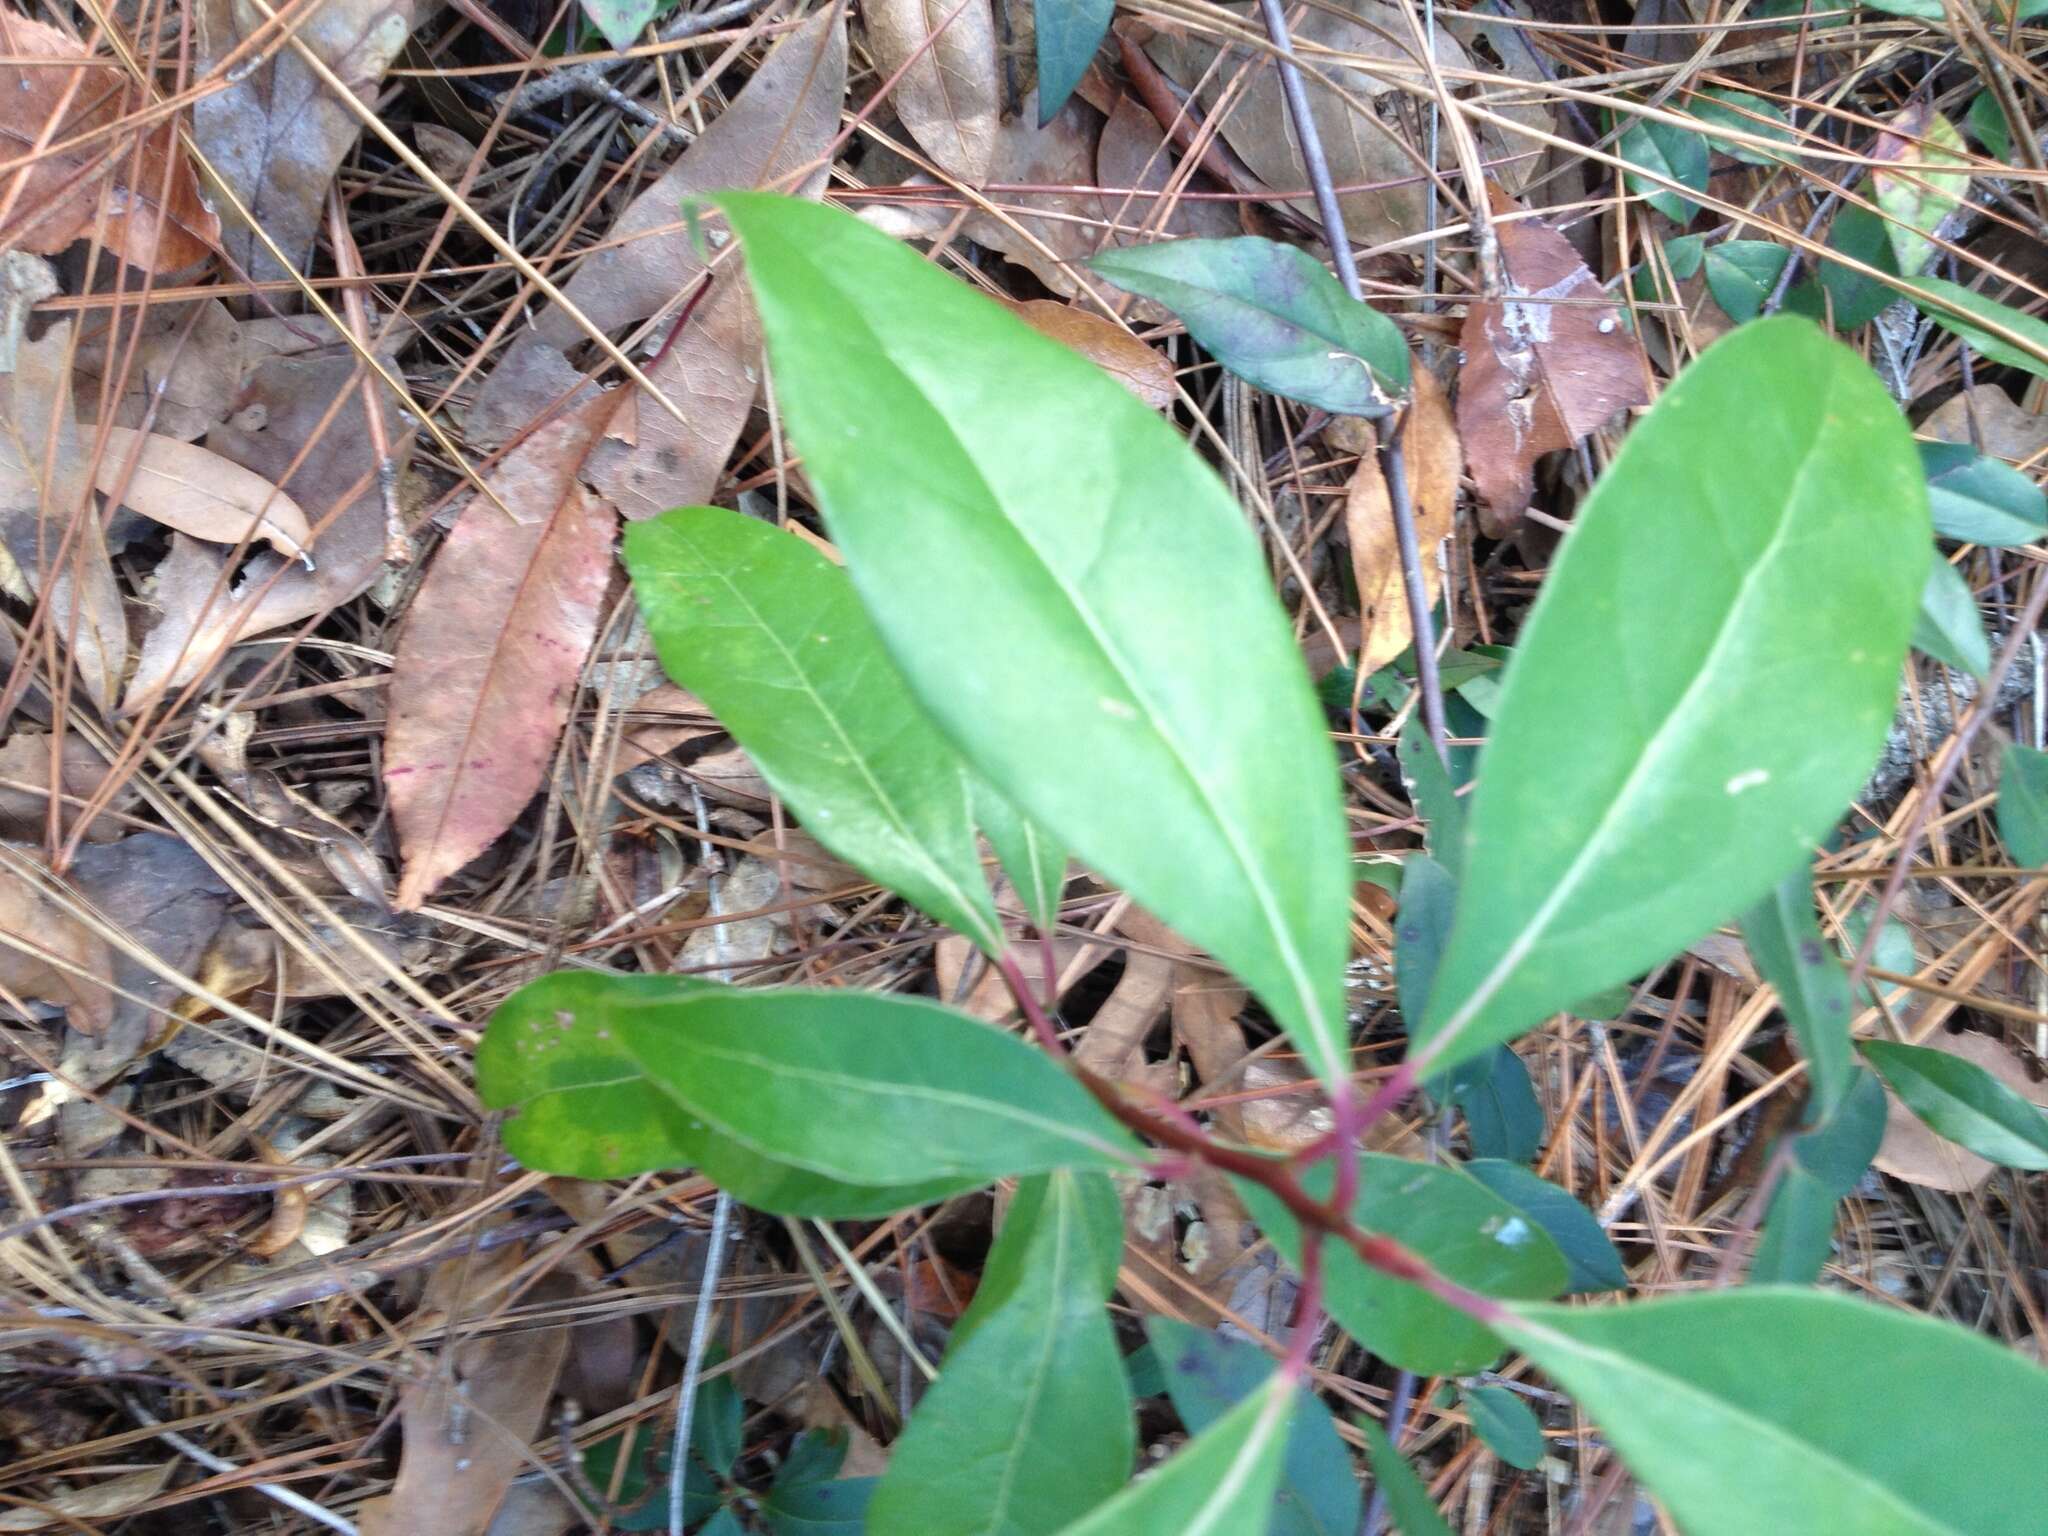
[1073,936,1177,1092]
[414,122,479,184]
[1457,188,1651,534]
[0,12,220,271]
[1920,385,2048,466]
[0,866,115,1038]
[0,315,127,711]
[190,0,428,289]
[387,396,618,909]
[1872,1029,2048,1192]
[0,730,134,842]
[469,6,846,522]
[1345,368,1461,674]
[867,0,1001,181]
[127,346,409,708]
[92,426,314,562]
[962,92,1122,308]
[72,297,241,443]
[1094,94,1242,247]
[0,1461,174,1533]
[1003,298,1177,409]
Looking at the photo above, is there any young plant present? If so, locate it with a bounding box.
[477,194,2048,1533]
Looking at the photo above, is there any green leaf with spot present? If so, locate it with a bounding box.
[1741,866,1857,1117]
[1462,1159,1627,1293]
[1619,113,1710,222]
[1863,1039,2048,1169]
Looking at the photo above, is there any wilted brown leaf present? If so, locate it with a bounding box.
[1920,385,2048,465]
[92,426,314,561]
[0,1461,174,1533]
[386,396,618,909]
[867,0,1000,181]
[1872,1029,2048,1192]
[72,297,241,442]
[1457,187,1650,533]
[1345,368,1462,675]
[0,12,220,271]
[468,5,846,521]
[0,730,134,842]
[962,92,1121,307]
[1094,94,1243,247]
[0,863,115,1037]
[1003,298,1177,409]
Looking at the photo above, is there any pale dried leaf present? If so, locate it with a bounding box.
[72,298,241,442]
[0,1461,174,1532]
[93,426,314,561]
[962,93,1120,307]
[1872,1029,2048,1192]
[681,853,791,975]
[867,0,1001,180]
[1920,385,2048,466]
[1346,368,1461,674]
[0,730,134,842]
[1003,298,1177,409]
[0,867,115,1038]
[1094,95,1242,247]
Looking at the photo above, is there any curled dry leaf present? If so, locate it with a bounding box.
[1872,1029,2048,1192]
[0,730,135,843]
[0,12,220,271]
[386,396,618,909]
[866,0,1002,181]
[468,6,846,520]
[0,863,115,1038]
[1457,187,1651,534]
[92,426,314,561]
[72,297,241,443]
[191,0,428,288]
[1345,368,1462,675]
[1003,298,1177,409]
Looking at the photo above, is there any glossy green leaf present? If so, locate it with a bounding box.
[1998,743,2048,866]
[1241,1156,1567,1373]
[1691,89,1796,165]
[1663,232,1707,280]
[1920,441,2048,546]
[1357,1419,1452,1536]
[1413,319,1928,1080]
[625,506,1003,952]
[1499,1289,2048,1534]
[1394,853,1455,1025]
[1035,0,1113,124]
[1905,277,2048,379]
[870,1172,1132,1535]
[1813,202,1903,330]
[1399,718,1466,879]
[1874,110,1967,276]
[1751,1066,1886,1285]
[1055,1372,1298,1536]
[1740,868,1856,1117]
[1705,241,1792,324]
[1912,553,1989,677]
[1087,236,1411,410]
[1461,1160,1627,1294]
[1619,113,1710,222]
[776,1429,849,1489]
[1431,1047,1542,1164]
[1150,1319,1361,1536]
[1968,91,2012,164]
[973,775,1067,932]
[763,1475,877,1536]
[720,193,1355,1088]
[581,0,657,51]
[1461,1384,1545,1469]
[478,972,1140,1198]
[1862,1039,2048,1170]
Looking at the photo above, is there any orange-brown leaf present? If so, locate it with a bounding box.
[1345,368,1461,675]
[1003,298,1178,410]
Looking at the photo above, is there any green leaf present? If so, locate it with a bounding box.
[1873,109,1968,276]
[870,1171,1132,1536]
[1663,232,1707,280]
[1912,552,1989,677]
[1690,89,1796,165]
[1999,743,2048,866]
[1905,277,2048,379]
[1862,1039,2048,1169]
[1461,1384,1545,1469]
[1087,236,1411,411]
[1149,1320,1361,1536]
[1920,441,2048,546]
[1055,1372,1298,1536]
[763,1476,877,1536]
[1398,717,1466,879]
[1968,91,2012,164]
[478,972,1140,1198]
[1499,1289,2048,1534]
[580,1418,718,1531]
[775,1430,849,1489]
[1394,853,1456,1025]
[1751,1066,1886,1285]
[580,0,656,52]
[1813,202,1903,330]
[1431,1047,1543,1164]
[1461,1159,1627,1294]
[1619,113,1710,222]
[720,193,1355,1088]
[1240,1156,1567,1373]
[1357,1418,1453,1536]
[700,1508,747,1536]
[973,775,1067,932]
[1413,318,1928,1079]
[1740,868,1856,1118]
[1704,241,1792,324]
[1035,0,1113,124]
[697,1369,743,1477]
[623,507,1003,953]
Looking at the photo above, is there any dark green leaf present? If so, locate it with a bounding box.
[1704,241,1792,323]
[1413,319,1928,1079]
[581,0,657,51]
[870,1171,1132,1535]
[1968,91,2012,163]
[1394,853,1456,1025]
[1912,552,1989,677]
[763,1476,878,1535]
[1056,1373,1298,1535]
[1740,868,1856,1118]
[1399,718,1466,879]
[1690,89,1796,165]
[1619,113,1710,222]
[1461,1159,1627,1293]
[1906,277,2048,379]
[697,1370,743,1477]
[1240,1156,1567,1374]
[1460,1384,1545,1469]
[1999,743,2048,867]
[774,1430,848,1490]
[1357,1419,1452,1536]
[623,507,1003,952]
[1498,1289,2048,1534]
[580,1422,715,1531]
[1663,232,1707,281]
[1751,1067,1886,1285]
[1034,0,1113,124]
[1149,1320,1361,1536]
[1814,203,1901,330]
[478,972,1140,1197]
[1431,1048,1543,1165]
[699,1508,747,1536]
[1087,236,1411,409]
[1920,441,2048,547]
[721,194,1355,1088]
[1862,1039,2048,1169]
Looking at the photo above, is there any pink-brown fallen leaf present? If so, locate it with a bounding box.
[386,396,619,909]
[92,426,314,562]
[0,12,220,271]
[71,297,241,443]
[1345,368,1462,674]
[1457,186,1650,535]
[1002,298,1179,409]
[866,0,1001,181]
